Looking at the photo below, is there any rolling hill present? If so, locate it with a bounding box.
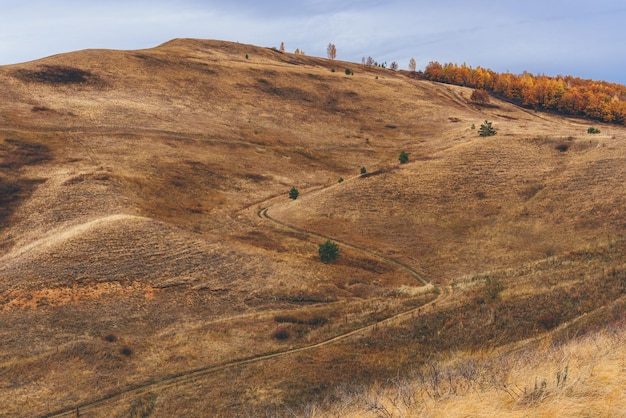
[0,39,624,416]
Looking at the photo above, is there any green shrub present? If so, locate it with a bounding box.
[318,240,339,263]
[288,187,299,200]
[338,177,344,183]
[345,68,353,75]
[399,151,409,164]
[478,120,497,137]
[360,166,367,175]
[587,126,601,134]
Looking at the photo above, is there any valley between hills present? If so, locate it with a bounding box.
[0,39,624,416]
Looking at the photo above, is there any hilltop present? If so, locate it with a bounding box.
[0,39,624,416]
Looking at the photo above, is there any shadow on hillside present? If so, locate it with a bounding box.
[0,138,50,234]
[13,65,105,87]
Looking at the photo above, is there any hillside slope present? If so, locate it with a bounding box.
[0,39,624,416]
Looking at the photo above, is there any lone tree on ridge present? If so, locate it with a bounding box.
[327,43,337,60]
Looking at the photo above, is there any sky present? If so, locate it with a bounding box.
[1,1,625,85]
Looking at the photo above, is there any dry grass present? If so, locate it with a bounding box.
[308,316,626,417]
[0,38,625,416]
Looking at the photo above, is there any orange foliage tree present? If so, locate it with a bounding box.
[422,61,626,124]
[470,89,490,105]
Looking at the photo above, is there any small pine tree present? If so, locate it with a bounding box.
[318,240,339,263]
[288,187,299,200]
[399,151,409,164]
[478,120,497,137]
[360,166,367,175]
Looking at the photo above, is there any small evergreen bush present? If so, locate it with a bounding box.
[587,126,601,134]
[318,240,339,263]
[478,120,497,137]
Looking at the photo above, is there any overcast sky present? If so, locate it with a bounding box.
[1,1,625,84]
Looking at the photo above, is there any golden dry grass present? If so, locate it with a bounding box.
[0,38,625,416]
[311,315,626,417]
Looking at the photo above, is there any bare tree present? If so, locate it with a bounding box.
[366,56,375,67]
[279,41,285,53]
[409,57,417,73]
[327,43,337,60]
[390,61,399,71]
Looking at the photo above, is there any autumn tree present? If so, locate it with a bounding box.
[408,57,416,73]
[422,61,626,125]
[327,43,336,60]
[470,89,490,105]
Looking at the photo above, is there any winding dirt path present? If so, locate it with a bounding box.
[45,186,450,417]
[40,171,613,417]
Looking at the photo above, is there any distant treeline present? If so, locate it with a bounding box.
[422,61,626,125]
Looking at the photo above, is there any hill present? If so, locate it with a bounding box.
[0,39,624,416]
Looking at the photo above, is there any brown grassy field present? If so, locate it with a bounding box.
[0,38,624,417]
